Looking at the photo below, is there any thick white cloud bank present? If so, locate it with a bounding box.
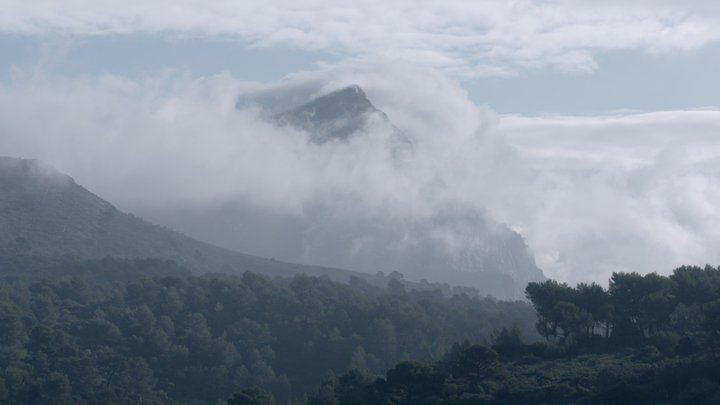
[497,111,720,283]
[2,0,720,76]
[1,64,719,285]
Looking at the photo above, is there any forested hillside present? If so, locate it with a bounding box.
[3,251,720,403]
[0,254,537,404]
[294,266,720,404]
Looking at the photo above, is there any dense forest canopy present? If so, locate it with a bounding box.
[2,244,720,404]
[0,252,536,404]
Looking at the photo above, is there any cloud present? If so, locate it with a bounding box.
[495,110,720,284]
[0,63,543,286]
[2,1,720,76]
[1,62,719,286]
[69,61,492,216]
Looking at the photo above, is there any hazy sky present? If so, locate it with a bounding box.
[1,1,720,284]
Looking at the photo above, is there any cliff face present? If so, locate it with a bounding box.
[297,203,545,299]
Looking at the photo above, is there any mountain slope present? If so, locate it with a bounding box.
[0,156,517,298]
[0,156,366,280]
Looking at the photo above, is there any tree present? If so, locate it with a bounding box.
[451,345,502,383]
[642,273,676,332]
[671,266,720,309]
[526,280,576,341]
[491,326,525,358]
[576,283,611,337]
[701,300,720,357]
[227,387,276,405]
[608,272,647,339]
[553,301,592,342]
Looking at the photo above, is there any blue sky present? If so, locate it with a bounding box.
[467,45,720,115]
[0,34,337,84]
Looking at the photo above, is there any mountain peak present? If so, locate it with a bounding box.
[272,85,384,143]
[317,84,369,103]
[333,84,368,100]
